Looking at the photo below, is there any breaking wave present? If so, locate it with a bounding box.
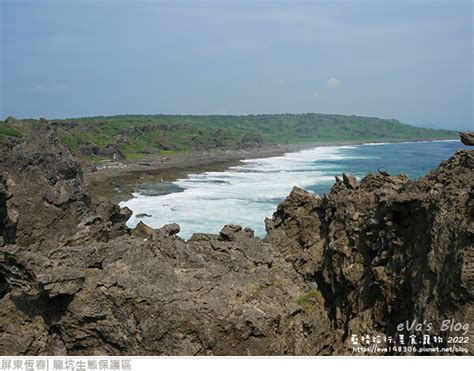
[121,140,465,239]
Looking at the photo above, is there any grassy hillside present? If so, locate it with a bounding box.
[0,121,23,140]
[0,114,457,162]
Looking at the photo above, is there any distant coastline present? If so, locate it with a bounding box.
[0,115,458,202]
[86,137,459,203]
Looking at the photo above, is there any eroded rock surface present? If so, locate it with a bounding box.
[460,131,474,146]
[0,125,472,355]
[267,151,474,354]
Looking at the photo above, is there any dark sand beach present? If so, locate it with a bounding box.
[85,142,319,203]
[85,138,456,203]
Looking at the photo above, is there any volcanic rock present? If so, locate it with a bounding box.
[460,131,474,146]
[0,124,472,356]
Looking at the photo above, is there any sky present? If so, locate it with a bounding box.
[1,0,472,130]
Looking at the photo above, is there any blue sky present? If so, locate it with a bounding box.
[1,0,472,129]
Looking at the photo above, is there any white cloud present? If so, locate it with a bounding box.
[326,77,343,88]
[310,92,321,100]
[302,92,321,103]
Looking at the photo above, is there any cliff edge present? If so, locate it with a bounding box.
[0,125,472,355]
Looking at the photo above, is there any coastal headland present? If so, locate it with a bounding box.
[0,118,472,356]
[1,113,457,203]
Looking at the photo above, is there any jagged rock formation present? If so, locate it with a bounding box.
[0,126,472,355]
[78,143,125,162]
[266,151,474,354]
[460,131,474,146]
[0,123,130,251]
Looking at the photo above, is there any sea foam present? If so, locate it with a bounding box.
[120,140,464,240]
[121,145,357,239]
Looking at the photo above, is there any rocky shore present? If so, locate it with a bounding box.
[85,142,320,203]
[0,123,472,355]
[85,138,457,203]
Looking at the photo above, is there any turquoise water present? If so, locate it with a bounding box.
[121,140,468,239]
[307,140,467,195]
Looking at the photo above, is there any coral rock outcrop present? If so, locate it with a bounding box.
[0,125,472,355]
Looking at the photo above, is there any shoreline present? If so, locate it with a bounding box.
[85,138,457,203]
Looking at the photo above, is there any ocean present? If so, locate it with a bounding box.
[120,140,468,239]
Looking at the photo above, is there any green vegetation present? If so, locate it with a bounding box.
[297,289,325,312]
[0,114,457,161]
[90,155,109,165]
[273,278,290,288]
[0,121,22,140]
